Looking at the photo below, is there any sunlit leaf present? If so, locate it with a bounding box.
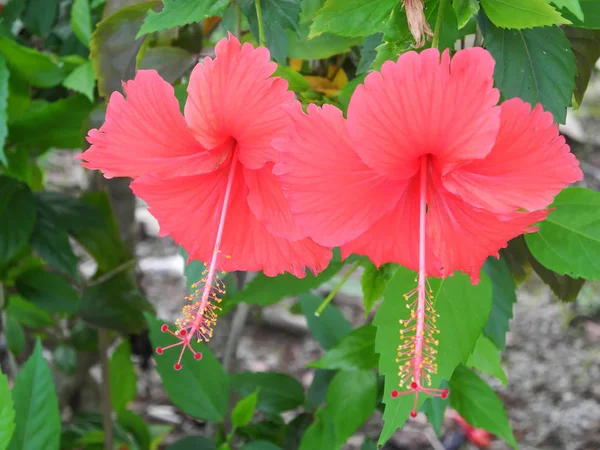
[558,0,600,28]
[231,390,259,428]
[71,0,93,47]
[480,0,569,29]
[138,0,228,36]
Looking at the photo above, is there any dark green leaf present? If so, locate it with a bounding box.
[63,61,96,102]
[5,314,25,355]
[357,34,381,74]
[526,187,600,280]
[466,335,507,385]
[453,0,479,28]
[147,314,230,422]
[15,270,79,314]
[551,0,584,20]
[309,0,398,38]
[482,256,516,351]
[449,365,517,448]
[8,95,94,151]
[299,293,352,349]
[6,296,54,328]
[310,324,377,370]
[0,176,36,264]
[305,369,335,409]
[231,389,259,428]
[139,46,196,83]
[501,236,532,285]
[167,436,217,450]
[0,55,8,166]
[0,372,15,450]
[138,0,228,36]
[117,410,151,450]
[529,254,585,303]
[360,438,377,450]
[361,262,397,316]
[480,0,569,28]
[421,380,450,436]
[54,345,78,375]
[481,17,576,124]
[231,372,304,415]
[9,340,60,450]
[241,441,282,450]
[427,0,460,50]
[71,0,93,47]
[91,2,160,97]
[564,27,600,108]
[558,0,600,28]
[375,268,492,445]
[22,0,58,37]
[71,319,99,352]
[6,73,30,121]
[298,410,337,450]
[110,340,137,413]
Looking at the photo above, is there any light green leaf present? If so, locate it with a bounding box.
[361,262,398,316]
[526,188,600,280]
[147,314,230,422]
[0,176,36,264]
[480,0,570,28]
[309,0,398,38]
[15,270,79,314]
[231,389,259,428]
[467,335,508,385]
[0,55,8,166]
[63,61,95,102]
[309,324,377,371]
[0,372,15,450]
[287,26,363,60]
[273,65,311,92]
[375,268,492,445]
[9,340,60,450]
[559,0,600,28]
[299,410,337,450]
[109,340,137,413]
[231,372,304,415]
[299,293,352,349]
[481,18,576,124]
[482,256,516,351]
[551,0,584,20]
[564,27,600,109]
[449,365,517,448]
[138,0,228,37]
[71,0,93,47]
[453,0,480,28]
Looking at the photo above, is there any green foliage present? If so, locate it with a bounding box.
[361,262,397,317]
[0,176,36,265]
[231,390,260,428]
[481,17,576,124]
[453,0,479,28]
[15,269,80,314]
[299,293,352,349]
[9,340,60,450]
[138,0,228,37]
[147,314,230,422]
[375,268,492,445]
[467,335,508,385]
[71,0,93,47]
[449,365,517,448]
[309,324,377,370]
[6,296,54,328]
[564,27,600,108]
[110,340,137,413]
[298,410,337,450]
[552,0,584,20]
[526,188,600,280]
[480,0,569,29]
[167,436,217,450]
[0,372,15,450]
[5,315,25,355]
[559,0,600,28]
[529,255,585,303]
[63,61,96,102]
[231,372,305,415]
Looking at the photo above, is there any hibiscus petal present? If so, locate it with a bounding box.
[80,70,215,179]
[341,176,442,277]
[185,34,295,170]
[131,162,331,278]
[347,47,500,180]
[442,98,583,213]
[427,178,548,283]
[273,103,406,247]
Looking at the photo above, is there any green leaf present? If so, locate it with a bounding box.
[526,188,600,280]
[91,2,160,97]
[231,372,305,415]
[6,296,54,328]
[54,345,78,375]
[166,436,217,450]
[7,73,30,121]
[231,389,259,428]
[305,369,335,409]
[309,0,398,38]
[71,0,93,47]
[138,0,228,36]
[480,0,569,28]
[63,61,95,102]
[117,410,151,450]
[467,335,508,385]
[15,270,80,314]
[0,36,69,88]
[564,27,600,109]
[529,254,585,303]
[0,176,36,264]
[360,438,377,450]
[110,340,137,413]
[273,65,311,92]
[5,315,25,355]
[139,46,196,84]
[0,55,8,166]
[287,26,363,60]
[299,293,352,349]
[310,324,377,371]
[427,0,460,50]
[449,365,517,448]
[357,34,381,74]
[9,340,60,450]
[421,380,450,436]
[559,0,600,28]
[147,314,230,422]
[229,255,344,306]
[149,424,174,450]
[241,441,282,450]
[481,18,576,124]
[482,256,516,351]
[551,0,584,20]
[338,74,365,112]
[299,410,337,450]
[8,95,94,151]
[0,372,15,450]
[453,0,480,28]
[325,370,377,447]
[375,268,492,445]
[361,262,397,316]
[22,0,58,37]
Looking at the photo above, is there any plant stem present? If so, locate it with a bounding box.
[254,0,266,46]
[98,329,113,450]
[431,0,447,49]
[315,261,361,317]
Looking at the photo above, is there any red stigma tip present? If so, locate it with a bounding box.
[155,347,163,355]
[174,363,182,370]
[194,352,203,360]
[441,389,449,399]
[161,324,168,332]
[391,390,399,398]
[410,381,418,389]
[410,411,417,418]
[179,329,187,336]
